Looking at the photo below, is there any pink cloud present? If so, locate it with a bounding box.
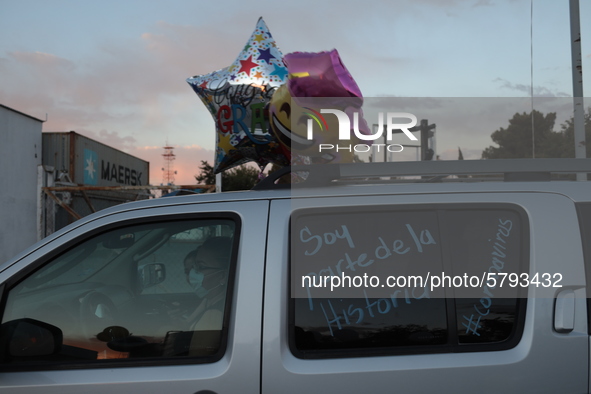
[136,145,162,150]
[10,51,75,70]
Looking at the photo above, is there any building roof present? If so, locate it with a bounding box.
[0,103,45,123]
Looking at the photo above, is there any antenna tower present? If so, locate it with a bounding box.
[161,144,177,185]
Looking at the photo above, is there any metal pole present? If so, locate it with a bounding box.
[570,0,586,180]
[420,120,428,161]
[431,127,436,160]
[216,172,222,192]
[37,165,45,241]
[371,124,379,163]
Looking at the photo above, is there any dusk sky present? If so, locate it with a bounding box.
[1,0,589,185]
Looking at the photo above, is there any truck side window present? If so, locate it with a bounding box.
[0,217,238,367]
[290,205,527,358]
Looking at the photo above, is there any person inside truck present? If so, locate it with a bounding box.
[160,236,233,357]
[181,236,232,331]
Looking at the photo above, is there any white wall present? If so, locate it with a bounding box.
[0,105,42,264]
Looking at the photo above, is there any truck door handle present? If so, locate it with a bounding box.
[554,289,575,333]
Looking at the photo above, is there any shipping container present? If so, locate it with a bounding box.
[42,131,151,231]
[42,131,149,187]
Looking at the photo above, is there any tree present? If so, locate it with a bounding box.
[482,109,591,160]
[195,161,261,191]
[195,160,216,185]
[481,110,564,159]
[556,110,591,158]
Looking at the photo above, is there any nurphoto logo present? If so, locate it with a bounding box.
[306,110,418,154]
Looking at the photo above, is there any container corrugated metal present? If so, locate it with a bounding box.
[42,131,149,186]
[42,131,151,230]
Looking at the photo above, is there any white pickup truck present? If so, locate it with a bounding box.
[1,159,591,393]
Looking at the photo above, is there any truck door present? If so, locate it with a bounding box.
[263,194,588,393]
[574,202,591,393]
[0,200,268,394]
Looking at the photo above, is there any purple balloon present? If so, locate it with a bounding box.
[285,49,363,99]
[285,49,370,136]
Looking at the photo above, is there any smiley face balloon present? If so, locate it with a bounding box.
[269,49,370,164]
[268,84,354,163]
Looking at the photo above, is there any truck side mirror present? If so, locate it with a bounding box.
[0,318,63,361]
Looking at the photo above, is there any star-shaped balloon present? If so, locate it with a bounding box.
[187,17,289,173]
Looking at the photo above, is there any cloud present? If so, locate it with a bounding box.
[10,51,75,70]
[412,0,463,7]
[182,144,207,150]
[493,78,570,97]
[412,0,493,8]
[371,56,414,68]
[367,97,447,111]
[136,145,162,151]
[95,129,137,152]
[0,22,219,148]
[473,0,493,7]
